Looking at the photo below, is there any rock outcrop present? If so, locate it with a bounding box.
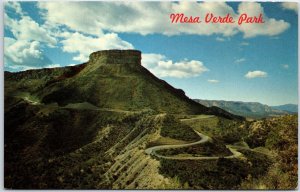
[89,50,141,67]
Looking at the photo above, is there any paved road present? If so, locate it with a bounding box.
[145,130,243,160]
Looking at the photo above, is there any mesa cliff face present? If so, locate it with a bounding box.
[89,50,142,67]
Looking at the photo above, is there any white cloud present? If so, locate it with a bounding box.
[38,1,290,38]
[45,64,61,68]
[4,1,292,72]
[4,37,53,70]
[5,65,38,71]
[4,3,56,71]
[5,1,23,16]
[208,79,219,83]
[235,58,246,63]
[5,64,60,72]
[67,63,77,67]
[60,32,134,62]
[5,14,57,45]
[240,42,249,46]
[216,37,226,42]
[238,2,290,38]
[38,2,105,36]
[5,37,42,64]
[282,64,289,69]
[142,53,166,69]
[281,2,298,13]
[142,54,208,78]
[245,70,267,79]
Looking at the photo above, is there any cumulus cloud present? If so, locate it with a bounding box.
[281,2,298,13]
[245,70,267,79]
[235,58,246,63]
[240,42,249,46]
[142,54,208,78]
[44,64,61,68]
[4,2,57,71]
[4,37,53,70]
[237,2,290,38]
[216,37,226,42]
[142,53,166,69]
[4,1,134,68]
[60,32,134,62]
[4,1,292,72]
[5,13,56,45]
[282,64,289,69]
[5,63,61,72]
[208,79,219,83]
[5,1,23,16]
[5,37,41,64]
[38,1,290,38]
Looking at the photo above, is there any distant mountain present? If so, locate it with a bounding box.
[194,99,292,118]
[271,104,298,113]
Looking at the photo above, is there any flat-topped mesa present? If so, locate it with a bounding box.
[89,50,142,66]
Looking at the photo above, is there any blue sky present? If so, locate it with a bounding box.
[4,1,298,106]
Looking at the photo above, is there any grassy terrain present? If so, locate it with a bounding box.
[158,138,273,189]
[156,141,231,157]
[160,115,199,141]
[147,137,188,148]
[180,115,219,134]
[157,114,297,190]
[182,115,248,143]
[4,99,154,188]
[241,115,298,189]
[159,156,270,190]
[5,55,244,119]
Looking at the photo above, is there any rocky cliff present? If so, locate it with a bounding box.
[89,50,142,66]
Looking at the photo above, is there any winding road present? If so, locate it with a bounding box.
[21,95,269,161]
[145,130,243,160]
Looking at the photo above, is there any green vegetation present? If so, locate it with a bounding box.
[214,118,248,143]
[158,114,297,190]
[182,115,248,143]
[242,115,298,189]
[4,102,159,188]
[5,51,244,119]
[146,137,188,148]
[4,50,296,189]
[156,141,231,157]
[159,157,268,190]
[158,144,273,189]
[160,115,199,141]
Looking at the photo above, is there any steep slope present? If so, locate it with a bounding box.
[195,99,289,119]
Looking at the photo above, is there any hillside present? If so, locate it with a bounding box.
[241,115,298,189]
[194,99,291,119]
[5,50,242,120]
[4,50,296,190]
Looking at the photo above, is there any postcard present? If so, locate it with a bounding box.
[3,1,298,190]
